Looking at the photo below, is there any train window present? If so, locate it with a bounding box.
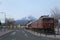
[50,20,54,23]
[43,19,53,23]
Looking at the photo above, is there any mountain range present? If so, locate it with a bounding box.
[14,16,37,25]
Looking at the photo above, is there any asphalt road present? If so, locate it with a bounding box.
[0,28,60,40]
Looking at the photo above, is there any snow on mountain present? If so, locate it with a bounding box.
[14,16,37,25]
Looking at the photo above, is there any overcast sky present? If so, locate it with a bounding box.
[0,0,60,22]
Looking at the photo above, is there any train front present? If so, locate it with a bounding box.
[42,18,55,33]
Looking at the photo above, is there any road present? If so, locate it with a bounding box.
[0,28,60,40]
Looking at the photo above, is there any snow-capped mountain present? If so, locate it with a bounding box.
[14,16,37,25]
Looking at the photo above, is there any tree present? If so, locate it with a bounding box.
[0,21,1,25]
[5,18,15,29]
[51,8,60,19]
[5,18,15,26]
[50,7,60,34]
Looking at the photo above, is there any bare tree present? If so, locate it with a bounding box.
[5,18,15,29]
[50,7,60,34]
[51,8,60,19]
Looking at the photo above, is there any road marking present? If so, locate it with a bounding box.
[16,30,19,31]
[22,31,25,33]
[11,32,16,35]
[22,30,28,37]
[12,38,16,40]
[25,33,28,37]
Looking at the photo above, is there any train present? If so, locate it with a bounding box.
[26,16,55,33]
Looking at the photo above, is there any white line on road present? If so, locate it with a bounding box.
[16,30,19,31]
[22,30,28,37]
[22,30,25,33]
[12,38,16,40]
[24,33,28,37]
[11,32,16,35]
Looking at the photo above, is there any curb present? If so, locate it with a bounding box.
[0,30,14,38]
[25,29,60,39]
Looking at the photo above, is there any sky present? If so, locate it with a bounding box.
[0,0,60,23]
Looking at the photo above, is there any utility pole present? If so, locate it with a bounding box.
[4,12,6,24]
